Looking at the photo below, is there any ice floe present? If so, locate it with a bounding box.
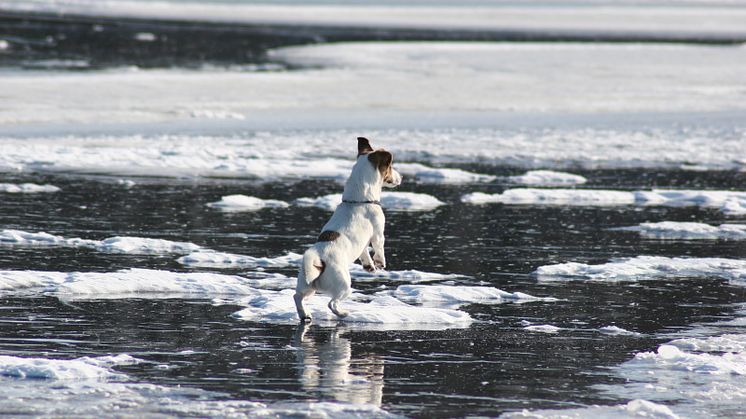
[0,183,60,193]
[0,353,140,380]
[397,163,495,184]
[507,170,587,186]
[615,221,746,240]
[599,326,642,336]
[0,268,275,299]
[177,250,302,269]
[295,192,445,212]
[0,229,201,255]
[206,194,289,212]
[232,289,473,330]
[387,285,554,308]
[669,334,746,354]
[501,399,679,419]
[534,255,746,284]
[462,188,746,216]
[523,325,562,334]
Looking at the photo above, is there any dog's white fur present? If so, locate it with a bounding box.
[294,137,402,322]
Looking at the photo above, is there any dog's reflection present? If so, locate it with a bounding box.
[294,323,384,405]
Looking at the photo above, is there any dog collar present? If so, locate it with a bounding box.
[342,199,381,206]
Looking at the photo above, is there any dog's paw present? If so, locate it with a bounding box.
[374,259,386,270]
[300,316,312,323]
[334,310,349,319]
[363,264,376,273]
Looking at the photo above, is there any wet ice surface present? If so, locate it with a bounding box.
[2,166,746,418]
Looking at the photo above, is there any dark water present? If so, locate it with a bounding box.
[2,168,746,417]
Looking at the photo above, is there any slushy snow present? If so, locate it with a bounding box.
[534,255,746,284]
[0,354,140,380]
[501,399,679,419]
[507,170,587,186]
[615,222,746,240]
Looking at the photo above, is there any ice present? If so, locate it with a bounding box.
[1,1,745,37]
[599,326,642,336]
[349,267,465,283]
[396,163,495,184]
[669,334,746,353]
[0,268,276,299]
[462,188,636,206]
[462,188,746,215]
[501,399,680,419]
[507,170,587,186]
[295,192,445,211]
[0,183,60,193]
[0,229,201,255]
[0,353,140,380]
[388,285,554,308]
[632,343,746,375]
[232,289,473,330]
[534,255,746,284]
[523,325,562,334]
[177,250,303,269]
[206,194,289,212]
[615,222,746,240]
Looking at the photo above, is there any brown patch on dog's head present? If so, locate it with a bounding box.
[367,150,394,182]
[358,137,374,156]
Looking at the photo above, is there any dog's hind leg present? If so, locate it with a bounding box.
[325,265,352,319]
[294,287,315,323]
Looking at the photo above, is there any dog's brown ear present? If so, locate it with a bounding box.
[368,150,393,176]
[357,137,374,156]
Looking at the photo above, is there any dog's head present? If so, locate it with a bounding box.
[357,137,402,188]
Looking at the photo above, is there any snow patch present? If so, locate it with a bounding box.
[0,183,60,193]
[206,194,289,212]
[599,326,642,336]
[507,170,587,186]
[388,285,554,308]
[670,334,746,354]
[615,221,746,240]
[632,344,746,376]
[397,163,495,184]
[523,325,562,334]
[501,399,679,419]
[177,250,302,269]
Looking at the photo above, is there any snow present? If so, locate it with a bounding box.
[295,192,445,212]
[206,194,289,212]
[615,222,746,240]
[0,229,201,255]
[533,255,746,284]
[0,183,60,193]
[523,325,562,334]
[388,285,554,308]
[501,399,680,419]
[397,163,495,184]
[632,343,746,376]
[0,354,140,380]
[462,188,746,215]
[507,170,587,186]
[670,334,746,353]
[232,289,473,330]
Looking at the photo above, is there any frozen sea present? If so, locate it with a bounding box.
[1,1,746,418]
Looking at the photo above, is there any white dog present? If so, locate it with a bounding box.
[294,137,402,322]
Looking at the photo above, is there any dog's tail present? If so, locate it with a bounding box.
[300,247,325,286]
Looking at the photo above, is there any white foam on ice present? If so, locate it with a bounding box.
[501,399,680,419]
[523,325,562,334]
[615,221,746,240]
[533,255,746,284]
[599,326,642,336]
[0,183,60,193]
[177,250,303,269]
[206,194,289,212]
[0,229,201,255]
[507,170,587,186]
[295,192,445,212]
[232,289,473,330]
[462,188,746,215]
[387,285,555,308]
[0,353,140,380]
[397,163,495,184]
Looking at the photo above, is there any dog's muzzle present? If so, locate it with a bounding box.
[384,170,403,188]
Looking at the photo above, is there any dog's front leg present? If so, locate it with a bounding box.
[371,234,386,270]
[359,246,376,272]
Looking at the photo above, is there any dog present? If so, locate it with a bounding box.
[294,137,402,322]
